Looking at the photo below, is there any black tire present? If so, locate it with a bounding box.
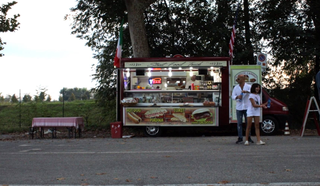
[261,116,278,135]
[144,126,162,137]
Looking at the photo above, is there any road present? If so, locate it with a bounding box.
[0,135,320,185]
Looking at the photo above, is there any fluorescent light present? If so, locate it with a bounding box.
[148,68,151,77]
[168,67,172,77]
[210,67,214,76]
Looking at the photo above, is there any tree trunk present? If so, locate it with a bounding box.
[125,0,155,58]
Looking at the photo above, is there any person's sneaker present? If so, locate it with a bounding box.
[244,141,249,145]
[236,137,243,144]
[248,137,254,143]
[256,140,266,145]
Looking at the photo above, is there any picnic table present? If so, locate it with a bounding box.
[30,117,84,139]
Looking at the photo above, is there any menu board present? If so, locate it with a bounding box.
[123,107,218,126]
[230,65,262,123]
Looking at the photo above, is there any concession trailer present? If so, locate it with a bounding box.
[114,56,289,137]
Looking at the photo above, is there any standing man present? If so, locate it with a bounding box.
[232,74,254,144]
[185,75,200,89]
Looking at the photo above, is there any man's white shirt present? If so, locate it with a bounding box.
[232,83,251,110]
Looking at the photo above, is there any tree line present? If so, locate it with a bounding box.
[0,87,93,103]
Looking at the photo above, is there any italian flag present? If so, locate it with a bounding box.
[114,20,124,68]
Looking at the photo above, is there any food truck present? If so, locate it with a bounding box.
[116,56,289,136]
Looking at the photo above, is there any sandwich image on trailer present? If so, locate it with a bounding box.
[191,108,212,121]
[144,108,168,118]
[172,113,187,122]
[127,112,142,124]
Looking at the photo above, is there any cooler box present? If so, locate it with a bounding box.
[110,121,122,138]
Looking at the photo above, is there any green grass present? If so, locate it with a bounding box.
[0,100,117,134]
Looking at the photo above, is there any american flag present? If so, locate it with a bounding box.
[114,19,124,68]
[228,2,240,59]
[228,24,236,58]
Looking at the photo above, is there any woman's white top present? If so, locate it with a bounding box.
[247,93,261,117]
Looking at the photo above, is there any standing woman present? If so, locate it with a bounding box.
[245,83,268,145]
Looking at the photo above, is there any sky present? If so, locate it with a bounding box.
[0,0,98,101]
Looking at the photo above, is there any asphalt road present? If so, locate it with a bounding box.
[0,135,320,185]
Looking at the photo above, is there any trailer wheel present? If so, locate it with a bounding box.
[144,126,162,137]
[261,116,278,135]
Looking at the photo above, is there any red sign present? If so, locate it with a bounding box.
[149,77,162,84]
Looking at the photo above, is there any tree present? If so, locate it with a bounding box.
[69,93,76,101]
[46,95,51,102]
[0,1,20,57]
[34,95,39,102]
[39,92,46,102]
[70,0,241,105]
[253,0,320,126]
[11,94,18,103]
[0,93,4,103]
[22,94,32,102]
[59,87,92,101]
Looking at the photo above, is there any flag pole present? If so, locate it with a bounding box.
[229,1,241,65]
[114,18,124,121]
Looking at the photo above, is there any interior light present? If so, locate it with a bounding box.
[210,67,214,76]
[189,67,193,76]
[168,67,172,77]
[126,68,130,77]
[148,68,151,77]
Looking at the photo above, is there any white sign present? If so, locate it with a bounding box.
[124,61,228,68]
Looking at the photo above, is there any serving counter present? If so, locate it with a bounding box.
[124,89,221,106]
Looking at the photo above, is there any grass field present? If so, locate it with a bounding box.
[0,99,117,133]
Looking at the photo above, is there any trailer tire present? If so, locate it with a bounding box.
[261,116,278,135]
[144,126,162,137]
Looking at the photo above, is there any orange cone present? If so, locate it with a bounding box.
[284,121,290,135]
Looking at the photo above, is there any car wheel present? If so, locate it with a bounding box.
[144,126,162,137]
[261,116,278,135]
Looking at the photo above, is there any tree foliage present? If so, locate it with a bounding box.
[254,0,320,126]
[0,1,20,57]
[59,87,92,101]
[22,94,32,103]
[11,94,18,103]
[70,0,251,105]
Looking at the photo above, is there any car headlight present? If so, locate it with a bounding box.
[282,107,289,111]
